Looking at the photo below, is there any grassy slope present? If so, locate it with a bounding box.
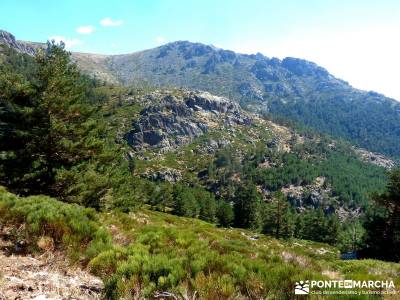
[1,187,399,299]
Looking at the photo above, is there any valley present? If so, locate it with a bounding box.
[0,28,399,299]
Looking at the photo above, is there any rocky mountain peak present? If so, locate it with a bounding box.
[0,30,36,55]
[0,30,16,45]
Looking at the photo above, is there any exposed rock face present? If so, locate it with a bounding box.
[125,91,252,151]
[143,168,182,182]
[237,82,264,100]
[353,147,396,170]
[281,177,338,214]
[186,92,240,113]
[0,30,37,55]
[279,177,361,220]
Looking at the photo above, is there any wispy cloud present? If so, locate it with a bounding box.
[100,17,123,27]
[76,25,95,35]
[49,35,82,49]
[155,36,166,44]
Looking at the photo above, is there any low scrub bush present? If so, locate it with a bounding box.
[89,222,321,299]
[0,186,112,261]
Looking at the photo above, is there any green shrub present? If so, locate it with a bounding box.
[0,186,112,260]
[88,214,332,299]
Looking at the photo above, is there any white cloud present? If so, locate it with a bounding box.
[231,24,400,100]
[48,35,82,49]
[76,25,95,35]
[100,17,123,27]
[155,36,166,44]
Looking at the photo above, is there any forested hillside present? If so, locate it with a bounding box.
[0,40,399,299]
[73,40,400,158]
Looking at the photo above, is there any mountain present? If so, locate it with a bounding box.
[1,29,393,224]
[76,40,400,158]
[1,30,400,158]
[1,30,400,298]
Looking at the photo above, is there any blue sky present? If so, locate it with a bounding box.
[2,0,400,100]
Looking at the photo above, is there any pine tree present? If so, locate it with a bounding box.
[294,214,305,238]
[364,169,400,261]
[172,184,200,217]
[263,191,294,239]
[150,183,174,212]
[337,220,365,252]
[195,188,217,223]
[34,42,102,195]
[216,201,234,227]
[0,42,137,209]
[325,215,340,244]
[299,209,339,244]
[0,50,45,193]
[233,183,263,230]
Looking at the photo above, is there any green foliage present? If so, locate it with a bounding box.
[216,201,234,227]
[1,39,398,297]
[363,169,400,261]
[0,44,37,78]
[0,42,138,209]
[337,220,366,252]
[75,40,400,158]
[90,215,321,299]
[263,191,295,239]
[194,187,217,223]
[245,142,386,208]
[261,195,341,244]
[1,187,398,299]
[233,183,263,230]
[268,94,400,158]
[172,183,200,218]
[249,151,316,190]
[198,138,386,249]
[297,209,340,245]
[147,181,230,225]
[0,186,112,260]
[89,209,398,300]
[96,82,388,250]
